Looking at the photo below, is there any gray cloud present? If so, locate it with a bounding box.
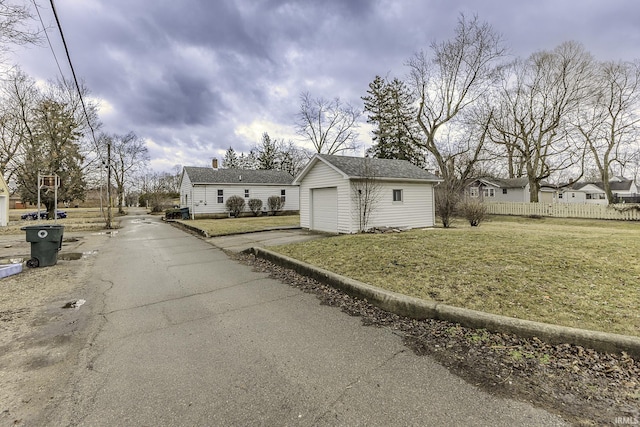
[13,0,640,171]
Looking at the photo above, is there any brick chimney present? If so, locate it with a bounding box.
[212,158,218,170]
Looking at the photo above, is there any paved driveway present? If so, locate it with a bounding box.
[43,216,565,426]
[207,228,328,252]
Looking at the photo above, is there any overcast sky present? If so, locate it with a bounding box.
[12,0,640,172]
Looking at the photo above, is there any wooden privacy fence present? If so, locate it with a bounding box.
[484,202,640,221]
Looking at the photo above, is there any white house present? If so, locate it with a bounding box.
[293,154,442,234]
[558,177,638,204]
[467,178,531,202]
[179,166,299,218]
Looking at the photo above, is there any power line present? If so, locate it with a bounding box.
[31,0,65,80]
[48,0,100,154]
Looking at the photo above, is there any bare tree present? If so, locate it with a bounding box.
[351,158,382,232]
[406,14,506,226]
[295,91,360,154]
[101,132,150,214]
[0,68,37,184]
[407,14,506,185]
[575,60,640,203]
[0,0,40,52]
[488,42,595,201]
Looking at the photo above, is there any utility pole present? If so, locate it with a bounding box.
[107,141,112,229]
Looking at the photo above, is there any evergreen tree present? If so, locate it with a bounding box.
[363,76,425,166]
[222,147,239,169]
[256,132,278,170]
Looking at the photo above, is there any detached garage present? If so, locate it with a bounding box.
[293,154,441,234]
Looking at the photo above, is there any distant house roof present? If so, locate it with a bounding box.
[469,177,530,189]
[183,167,295,185]
[294,154,441,184]
[570,178,634,192]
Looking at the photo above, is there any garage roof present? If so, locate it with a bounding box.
[294,154,442,183]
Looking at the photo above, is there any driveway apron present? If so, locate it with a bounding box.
[49,214,565,426]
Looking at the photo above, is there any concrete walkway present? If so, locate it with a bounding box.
[207,228,327,253]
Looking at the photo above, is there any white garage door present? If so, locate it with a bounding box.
[311,187,338,233]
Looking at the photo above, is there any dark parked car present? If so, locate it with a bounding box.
[21,210,67,220]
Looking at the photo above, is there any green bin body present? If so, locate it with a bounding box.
[21,225,65,268]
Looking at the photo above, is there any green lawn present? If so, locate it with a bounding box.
[177,214,300,237]
[271,216,640,337]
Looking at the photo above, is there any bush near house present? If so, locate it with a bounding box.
[225,195,245,217]
[248,198,263,216]
[267,195,284,215]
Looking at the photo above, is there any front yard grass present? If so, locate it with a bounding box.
[177,214,300,237]
[271,216,640,337]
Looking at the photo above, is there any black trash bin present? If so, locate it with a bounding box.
[21,224,65,268]
[180,207,190,219]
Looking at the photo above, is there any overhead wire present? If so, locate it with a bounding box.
[47,0,101,156]
[31,0,65,80]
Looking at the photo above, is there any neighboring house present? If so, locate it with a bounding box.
[466,178,534,202]
[179,166,299,218]
[558,177,638,204]
[293,154,441,234]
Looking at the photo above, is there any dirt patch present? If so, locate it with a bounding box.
[236,252,640,426]
[0,232,107,426]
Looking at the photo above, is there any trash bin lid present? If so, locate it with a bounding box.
[21,224,65,231]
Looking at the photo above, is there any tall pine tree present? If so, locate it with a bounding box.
[363,76,425,166]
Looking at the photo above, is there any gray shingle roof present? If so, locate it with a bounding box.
[570,179,633,191]
[315,154,441,181]
[183,167,294,184]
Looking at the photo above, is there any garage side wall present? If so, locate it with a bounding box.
[351,181,435,231]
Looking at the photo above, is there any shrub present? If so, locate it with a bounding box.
[247,198,263,216]
[458,198,487,227]
[225,195,245,217]
[435,184,459,228]
[267,195,285,215]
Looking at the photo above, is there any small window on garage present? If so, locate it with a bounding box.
[392,189,403,202]
[244,189,249,198]
[280,189,286,202]
[502,188,508,194]
[217,189,224,203]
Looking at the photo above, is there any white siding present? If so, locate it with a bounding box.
[352,182,435,232]
[311,187,338,232]
[298,161,351,233]
[495,187,529,202]
[182,182,298,216]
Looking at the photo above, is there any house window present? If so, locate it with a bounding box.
[393,189,403,202]
[586,194,592,200]
[483,188,495,197]
[280,189,286,202]
[470,187,479,198]
[244,189,249,198]
[502,188,508,194]
[572,193,575,198]
[217,189,224,203]
[558,193,563,199]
